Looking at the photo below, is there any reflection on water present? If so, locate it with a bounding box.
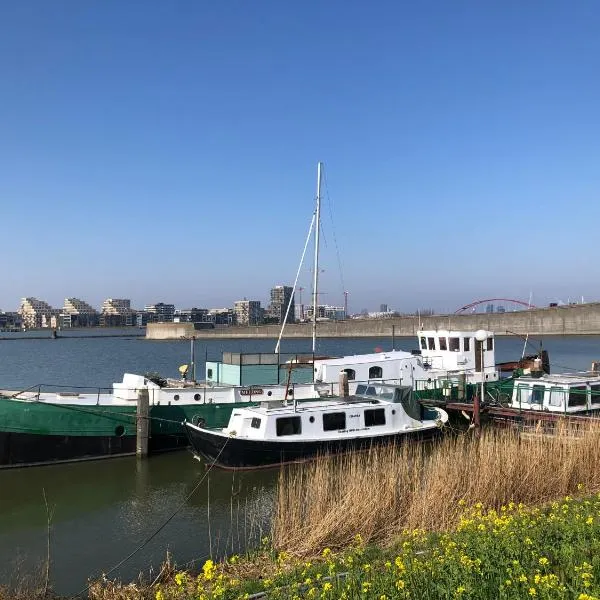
[0,451,276,595]
[0,333,599,594]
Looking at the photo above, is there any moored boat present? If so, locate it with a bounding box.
[184,383,448,469]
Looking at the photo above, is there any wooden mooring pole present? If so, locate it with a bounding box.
[136,388,149,458]
[339,370,349,398]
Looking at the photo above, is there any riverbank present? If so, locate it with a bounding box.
[147,302,600,339]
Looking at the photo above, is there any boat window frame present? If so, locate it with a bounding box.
[486,338,494,351]
[531,384,545,405]
[251,417,261,429]
[427,337,436,350]
[568,386,587,408]
[463,337,470,352]
[420,337,427,350]
[365,408,386,427]
[276,416,302,436]
[449,337,460,351]
[439,337,448,351]
[343,368,356,381]
[369,366,383,379]
[590,384,600,405]
[548,386,564,408]
[322,412,346,431]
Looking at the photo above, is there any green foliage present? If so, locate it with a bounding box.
[151,493,600,599]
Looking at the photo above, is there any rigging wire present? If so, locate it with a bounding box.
[322,167,346,301]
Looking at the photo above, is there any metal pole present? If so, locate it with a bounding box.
[190,337,196,382]
[312,162,322,354]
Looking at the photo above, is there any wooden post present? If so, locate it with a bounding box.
[457,373,466,401]
[339,370,349,398]
[473,391,481,438]
[136,388,149,458]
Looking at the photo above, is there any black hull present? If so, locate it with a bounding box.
[185,424,440,469]
[0,431,190,468]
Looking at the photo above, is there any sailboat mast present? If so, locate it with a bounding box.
[312,162,322,354]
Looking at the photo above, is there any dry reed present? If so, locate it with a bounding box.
[272,422,600,555]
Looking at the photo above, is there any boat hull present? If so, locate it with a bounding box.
[0,398,255,467]
[185,423,441,469]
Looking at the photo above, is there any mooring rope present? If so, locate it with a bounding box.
[74,434,231,597]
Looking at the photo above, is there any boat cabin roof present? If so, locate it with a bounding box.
[314,350,413,366]
[516,373,600,387]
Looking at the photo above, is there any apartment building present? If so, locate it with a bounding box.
[18,297,59,329]
[267,285,295,324]
[61,297,99,327]
[100,298,136,327]
[144,302,175,323]
[234,300,263,325]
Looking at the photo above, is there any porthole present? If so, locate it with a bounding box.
[174,394,180,401]
[287,389,294,396]
[194,393,201,401]
[115,425,125,437]
[309,416,315,423]
[267,391,272,397]
[391,410,396,415]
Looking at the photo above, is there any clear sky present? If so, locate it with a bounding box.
[1,1,599,314]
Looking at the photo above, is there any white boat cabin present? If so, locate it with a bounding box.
[313,330,498,388]
[510,374,600,413]
[222,384,447,441]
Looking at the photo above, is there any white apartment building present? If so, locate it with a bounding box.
[62,298,99,327]
[234,300,262,325]
[19,297,59,329]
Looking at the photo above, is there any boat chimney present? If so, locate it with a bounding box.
[339,370,349,398]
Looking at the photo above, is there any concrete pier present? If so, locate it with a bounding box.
[146,302,600,340]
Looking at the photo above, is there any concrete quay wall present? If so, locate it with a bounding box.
[146,303,600,339]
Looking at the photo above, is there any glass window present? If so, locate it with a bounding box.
[420,337,427,350]
[464,337,470,351]
[518,385,530,404]
[355,384,367,395]
[487,338,494,351]
[531,385,545,405]
[591,385,600,405]
[568,387,587,408]
[276,416,302,436]
[428,337,436,350]
[449,337,460,351]
[439,337,447,351]
[365,408,386,426]
[369,366,383,379]
[549,388,564,407]
[207,368,213,378]
[323,412,346,431]
[343,368,355,381]
[251,417,261,429]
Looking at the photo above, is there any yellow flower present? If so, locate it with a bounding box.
[155,591,164,600]
[202,559,216,581]
[322,547,332,558]
[323,582,333,592]
[587,516,594,525]
[529,588,537,596]
[539,557,549,566]
[455,586,467,597]
[174,572,185,586]
[396,579,406,590]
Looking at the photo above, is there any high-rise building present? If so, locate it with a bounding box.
[100,298,135,327]
[234,300,263,325]
[19,297,59,329]
[380,303,388,313]
[144,302,175,323]
[61,297,99,327]
[267,285,295,324]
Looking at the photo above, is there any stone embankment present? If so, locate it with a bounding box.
[146,302,600,339]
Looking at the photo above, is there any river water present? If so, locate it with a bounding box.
[0,331,598,595]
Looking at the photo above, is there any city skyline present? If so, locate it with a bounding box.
[2,2,599,311]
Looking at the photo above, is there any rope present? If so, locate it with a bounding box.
[75,435,231,597]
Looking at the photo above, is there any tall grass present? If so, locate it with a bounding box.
[272,422,600,554]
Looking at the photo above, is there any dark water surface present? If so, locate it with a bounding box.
[0,331,599,594]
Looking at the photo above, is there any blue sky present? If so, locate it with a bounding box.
[1,1,599,314]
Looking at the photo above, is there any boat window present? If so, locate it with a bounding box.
[591,385,600,404]
[251,417,261,429]
[439,337,447,351]
[420,337,427,350]
[323,412,346,431]
[343,369,356,381]
[464,337,470,352]
[487,338,494,351]
[427,337,435,350]
[365,408,386,426]
[207,368,213,378]
[276,416,302,436]
[369,366,383,379]
[531,385,545,405]
[568,387,587,408]
[517,385,531,404]
[366,386,376,395]
[549,387,564,407]
[356,384,367,395]
[449,337,460,351]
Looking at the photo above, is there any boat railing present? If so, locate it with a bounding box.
[2,383,114,405]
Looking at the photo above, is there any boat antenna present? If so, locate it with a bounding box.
[312,162,322,354]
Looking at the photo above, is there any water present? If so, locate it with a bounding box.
[0,331,599,594]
